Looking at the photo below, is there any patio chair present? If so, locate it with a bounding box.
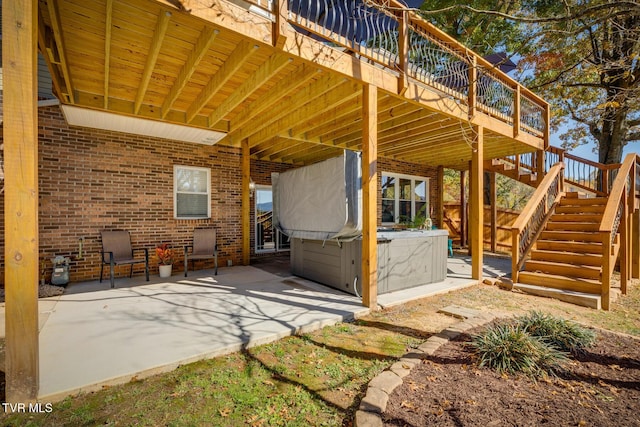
[100,230,149,289]
[184,228,218,276]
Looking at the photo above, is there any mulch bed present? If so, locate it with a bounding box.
[383,327,640,426]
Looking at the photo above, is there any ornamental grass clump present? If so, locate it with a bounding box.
[471,312,598,379]
[516,311,596,354]
[470,322,567,378]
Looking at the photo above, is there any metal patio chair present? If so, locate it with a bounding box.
[100,230,149,288]
[184,228,218,276]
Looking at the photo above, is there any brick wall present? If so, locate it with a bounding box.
[0,105,441,285]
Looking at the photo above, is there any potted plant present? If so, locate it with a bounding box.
[156,243,174,278]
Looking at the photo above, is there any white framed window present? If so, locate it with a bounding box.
[381,172,429,224]
[174,165,211,219]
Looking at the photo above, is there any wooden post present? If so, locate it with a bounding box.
[627,162,636,281]
[620,189,629,294]
[437,166,444,228]
[536,149,545,180]
[272,0,289,49]
[468,56,477,118]
[513,85,520,138]
[633,210,640,279]
[242,139,251,266]
[362,84,378,308]
[490,171,497,253]
[460,170,467,248]
[470,126,484,280]
[601,232,611,311]
[3,0,40,403]
[397,10,409,95]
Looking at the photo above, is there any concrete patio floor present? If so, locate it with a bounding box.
[1,254,510,402]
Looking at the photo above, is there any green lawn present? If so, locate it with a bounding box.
[3,277,639,426]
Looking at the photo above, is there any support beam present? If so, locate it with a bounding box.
[470,126,484,280]
[632,210,639,279]
[460,170,467,248]
[3,0,40,403]
[242,139,251,266]
[437,166,444,228]
[490,171,497,253]
[397,10,409,94]
[272,0,289,48]
[362,84,378,309]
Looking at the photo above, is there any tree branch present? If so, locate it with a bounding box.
[368,1,640,25]
[627,131,640,141]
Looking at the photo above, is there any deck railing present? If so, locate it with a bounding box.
[545,146,621,195]
[284,0,547,139]
[511,163,564,283]
[599,153,639,309]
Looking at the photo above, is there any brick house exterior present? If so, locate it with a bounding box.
[0,104,441,285]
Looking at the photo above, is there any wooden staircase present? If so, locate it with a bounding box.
[485,158,541,187]
[515,193,618,309]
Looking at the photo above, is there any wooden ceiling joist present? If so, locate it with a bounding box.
[186,39,260,123]
[284,95,362,144]
[37,13,65,102]
[248,80,360,146]
[36,0,546,169]
[134,9,172,114]
[208,54,293,128]
[252,137,294,158]
[161,26,219,119]
[236,73,348,144]
[225,65,323,143]
[103,0,113,109]
[46,0,75,103]
[300,106,362,142]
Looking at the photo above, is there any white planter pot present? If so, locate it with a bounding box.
[159,264,172,278]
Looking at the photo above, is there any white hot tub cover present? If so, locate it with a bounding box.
[272,151,362,241]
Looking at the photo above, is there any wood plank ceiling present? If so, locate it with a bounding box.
[38,0,535,170]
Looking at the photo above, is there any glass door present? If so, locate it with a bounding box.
[255,186,290,253]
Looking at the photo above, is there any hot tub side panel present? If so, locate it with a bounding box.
[291,231,447,296]
[378,235,447,293]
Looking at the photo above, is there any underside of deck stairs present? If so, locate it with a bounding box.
[485,158,540,187]
[514,193,620,309]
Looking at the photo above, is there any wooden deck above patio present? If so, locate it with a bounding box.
[37,0,549,170]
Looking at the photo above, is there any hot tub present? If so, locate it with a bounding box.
[290,228,448,296]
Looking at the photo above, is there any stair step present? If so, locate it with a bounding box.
[513,283,601,310]
[549,213,602,223]
[536,240,603,254]
[559,197,607,206]
[539,231,603,243]
[530,250,602,267]
[545,222,601,232]
[524,260,601,280]
[555,205,605,214]
[517,271,601,294]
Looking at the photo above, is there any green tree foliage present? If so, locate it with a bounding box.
[443,169,533,210]
[419,0,522,55]
[418,1,640,164]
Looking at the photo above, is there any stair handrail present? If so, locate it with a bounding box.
[511,162,565,283]
[546,146,618,195]
[598,153,639,310]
